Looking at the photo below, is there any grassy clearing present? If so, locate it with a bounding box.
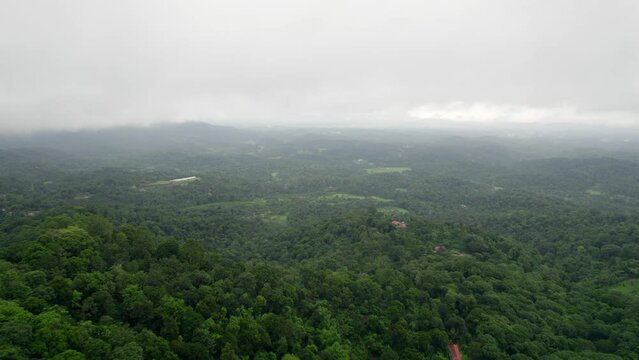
[261,213,288,225]
[366,167,412,174]
[586,189,604,196]
[148,180,173,186]
[609,279,639,296]
[317,193,366,200]
[187,198,269,210]
[378,206,409,215]
[317,193,393,202]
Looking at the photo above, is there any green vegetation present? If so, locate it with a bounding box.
[149,177,199,187]
[366,167,412,174]
[261,212,288,225]
[586,188,604,196]
[316,193,393,202]
[610,279,639,296]
[148,180,174,186]
[2,124,639,359]
[187,198,270,210]
[377,206,409,215]
[188,193,392,212]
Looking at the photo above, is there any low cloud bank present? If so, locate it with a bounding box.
[407,102,638,128]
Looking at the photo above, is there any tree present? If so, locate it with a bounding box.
[121,285,154,325]
[51,350,86,360]
[112,342,143,360]
[220,343,239,360]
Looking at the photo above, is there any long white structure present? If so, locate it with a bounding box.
[169,176,198,183]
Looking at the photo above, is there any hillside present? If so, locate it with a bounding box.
[1,124,639,359]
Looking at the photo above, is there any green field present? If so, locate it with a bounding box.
[261,213,288,225]
[366,167,412,174]
[148,180,173,186]
[377,206,409,215]
[317,193,393,202]
[610,279,639,296]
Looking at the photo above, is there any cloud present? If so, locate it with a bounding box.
[0,1,638,132]
[407,102,639,128]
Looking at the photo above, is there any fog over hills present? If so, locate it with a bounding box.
[1,122,638,158]
[1,1,638,132]
[2,2,639,359]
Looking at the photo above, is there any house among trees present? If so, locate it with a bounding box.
[391,220,407,229]
[447,344,463,360]
[433,245,447,252]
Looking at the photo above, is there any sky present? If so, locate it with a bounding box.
[0,0,638,132]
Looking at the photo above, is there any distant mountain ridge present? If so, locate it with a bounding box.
[0,122,262,155]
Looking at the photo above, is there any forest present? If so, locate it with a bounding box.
[1,123,639,359]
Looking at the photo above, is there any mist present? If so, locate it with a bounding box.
[1,0,638,133]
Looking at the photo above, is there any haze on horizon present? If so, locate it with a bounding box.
[1,0,638,133]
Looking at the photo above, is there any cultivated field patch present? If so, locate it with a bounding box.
[366,167,412,174]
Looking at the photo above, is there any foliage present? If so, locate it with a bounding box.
[1,126,639,358]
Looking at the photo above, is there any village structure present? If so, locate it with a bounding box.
[447,344,463,360]
[391,220,407,229]
[169,176,199,183]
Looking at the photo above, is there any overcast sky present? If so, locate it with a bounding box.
[1,0,638,132]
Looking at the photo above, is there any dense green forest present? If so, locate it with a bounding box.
[1,123,639,359]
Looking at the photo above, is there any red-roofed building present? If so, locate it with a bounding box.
[433,245,447,252]
[447,344,463,360]
[391,220,406,229]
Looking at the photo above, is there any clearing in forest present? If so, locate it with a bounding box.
[610,279,639,296]
[378,206,409,215]
[316,193,393,202]
[586,188,604,196]
[366,167,412,174]
[261,212,288,225]
[187,198,269,210]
